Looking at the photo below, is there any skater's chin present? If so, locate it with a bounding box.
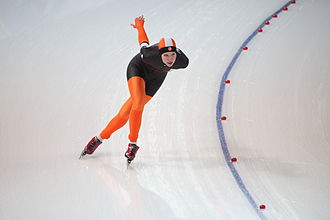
[165,62,174,67]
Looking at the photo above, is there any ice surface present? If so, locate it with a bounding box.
[0,0,329,219]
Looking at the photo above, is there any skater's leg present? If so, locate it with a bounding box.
[99,98,132,139]
[99,81,151,141]
[82,99,131,157]
[127,76,152,142]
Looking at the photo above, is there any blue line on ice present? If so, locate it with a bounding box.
[216,1,293,219]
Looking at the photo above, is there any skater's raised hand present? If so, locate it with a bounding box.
[131,15,149,45]
[131,15,145,29]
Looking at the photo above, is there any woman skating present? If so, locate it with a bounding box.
[80,16,189,162]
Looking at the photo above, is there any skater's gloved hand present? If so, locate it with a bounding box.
[131,15,145,29]
[131,15,149,45]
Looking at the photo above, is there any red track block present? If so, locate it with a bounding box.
[231,157,237,162]
[283,7,288,11]
[265,21,270,25]
[291,0,296,3]
[259,205,266,210]
[242,46,248,50]
[258,29,263,32]
[272,14,278,18]
[225,80,231,84]
[221,116,227,121]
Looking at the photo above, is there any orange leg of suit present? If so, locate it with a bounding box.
[99,77,152,142]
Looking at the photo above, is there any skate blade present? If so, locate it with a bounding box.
[79,149,87,160]
[126,159,133,169]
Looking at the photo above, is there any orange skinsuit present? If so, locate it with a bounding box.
[99,17,150,143]
[100,78,152,142]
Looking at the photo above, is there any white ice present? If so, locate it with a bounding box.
[0,0,329,220]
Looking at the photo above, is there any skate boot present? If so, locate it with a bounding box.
[79,136,102,159]
[125,143,140,163]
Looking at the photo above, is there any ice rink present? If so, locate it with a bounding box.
[1,0,329,219]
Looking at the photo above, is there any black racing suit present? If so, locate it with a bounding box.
[127,44,189,96]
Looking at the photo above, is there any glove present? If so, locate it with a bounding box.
[131,15,149,45]
[131,16,145,29]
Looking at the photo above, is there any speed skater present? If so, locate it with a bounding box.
[79,15,189,161]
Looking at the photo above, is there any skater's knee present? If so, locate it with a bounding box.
[131,96,146,111]
[132,101,145,111]
[118,112,130,121]
[118,107,131,121]
[132,95,151,110]
[118,98,133,120]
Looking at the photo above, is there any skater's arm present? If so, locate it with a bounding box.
[131,15,149,47]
